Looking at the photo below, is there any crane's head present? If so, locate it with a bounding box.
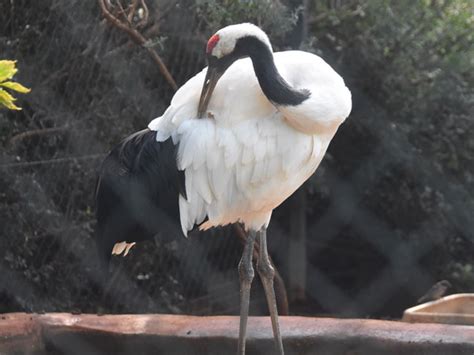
[198,23,272,117]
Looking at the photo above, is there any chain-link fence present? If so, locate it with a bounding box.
[1,0,473,324]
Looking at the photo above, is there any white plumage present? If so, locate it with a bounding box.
[149,50,352,235]
[95,23,353,355]
[210,23,273,59]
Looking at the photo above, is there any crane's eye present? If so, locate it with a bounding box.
[206,34,220,55]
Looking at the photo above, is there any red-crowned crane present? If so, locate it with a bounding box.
[96,23,351,355]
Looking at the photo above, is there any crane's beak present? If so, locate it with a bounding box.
[198,67,222,118]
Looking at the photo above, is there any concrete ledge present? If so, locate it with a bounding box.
[0,313,473,354]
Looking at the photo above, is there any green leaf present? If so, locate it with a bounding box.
[0,81,31,93]
[0,60,18,82]
[0,88,21,110]
[0,60,30,110]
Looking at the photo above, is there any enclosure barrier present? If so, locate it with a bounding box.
[1,313,474,355]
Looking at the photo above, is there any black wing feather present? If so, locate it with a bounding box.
[95,128,184,266]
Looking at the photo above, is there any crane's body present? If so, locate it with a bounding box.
[149,50,350,234]
[96,23,351,355]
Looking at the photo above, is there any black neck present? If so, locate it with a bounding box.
[238,37,310,106]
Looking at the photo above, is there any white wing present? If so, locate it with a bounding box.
[148,51,351,234]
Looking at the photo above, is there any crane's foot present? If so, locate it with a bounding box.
[257,228,285,355]
[237,230,257,355]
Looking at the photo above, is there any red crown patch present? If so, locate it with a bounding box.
[206,34,220,54]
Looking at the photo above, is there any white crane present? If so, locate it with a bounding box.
[96,23,351,355]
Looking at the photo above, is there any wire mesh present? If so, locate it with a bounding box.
[0,0,473,333]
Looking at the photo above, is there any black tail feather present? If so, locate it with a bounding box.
[95,129,184,267]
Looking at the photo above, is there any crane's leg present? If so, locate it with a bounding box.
[237,229,257,355]
[257,227,284,355]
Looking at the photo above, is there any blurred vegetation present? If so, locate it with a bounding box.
[311,0,473,176]
[195,0,300,40]
[306,0,473,290]
[0,0,472,317]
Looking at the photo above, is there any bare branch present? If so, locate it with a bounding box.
[97,0,177,91]
[128,0,139,23]
[9,126,70,147]
[138,0,149,27]
[116,0,132,25]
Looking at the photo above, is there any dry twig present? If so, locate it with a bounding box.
[98,0,177,91]
[9,126,70,147]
